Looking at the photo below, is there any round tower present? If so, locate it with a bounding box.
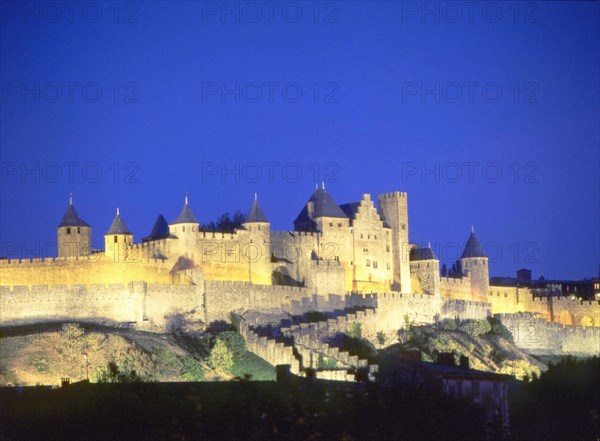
[242,193,271,284]
[169,196,200,258]
[104,208,133,262]
[57,194,92,258]
[409,244,440,297]
[459,227,489,302]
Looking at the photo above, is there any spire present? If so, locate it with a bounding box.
[172,196,198,224]
[58,196,90,228]
[471,225,474,233]
[142,213,171,242]
[321,181,325,190]
[245,194,268,223]
[106,208,131,235]
[461,229,486,259]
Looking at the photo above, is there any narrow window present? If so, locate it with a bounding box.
[366,259,371,267]
[77,227,81,234]
[183,226,185,232]
[114,235,118,243]
[66,228,71,234]
[373,261,378,269]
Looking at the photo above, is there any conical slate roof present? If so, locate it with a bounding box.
[106,209,132,235]
[461,230,486,259]
[142,214,171,241]
[294,187,348,225]
[58,199,90,228]
[245,196,268,223]
[172,197,198,225]
[410,246,437,261]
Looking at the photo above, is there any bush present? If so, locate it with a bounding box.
[317,353,337,369]
[228,312,241,331]
[209,340,234,373]
[93,361,142,383]
[487,317,514,342]
[461,319,492,337]
[348,322,362,339]
[216,331,246,359]
[441,319,458,331]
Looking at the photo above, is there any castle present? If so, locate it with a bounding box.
[1,187,599,364]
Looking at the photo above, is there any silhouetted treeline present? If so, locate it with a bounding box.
[201,211,246,233]
[510,356,600,441]
[0,380,488,441]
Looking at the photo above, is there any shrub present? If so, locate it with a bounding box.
[93,361,142,383]
[348,322,362,339]
[216,331,246,359]
[461,319,492,337]
[487,317,514,342]
[376,332,387,347]
[317,353,337,369]
[228,312,241,331]
[209,340,234,373]
[441,319,458,331]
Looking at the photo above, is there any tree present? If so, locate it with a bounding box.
[348,322,362,339]
[376,332,387,347]
[216,331,246,359]
[93,361,142,383]
[208,340,234,372]
[202,211,246,233]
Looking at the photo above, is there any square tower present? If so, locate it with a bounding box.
[378,192,411,293]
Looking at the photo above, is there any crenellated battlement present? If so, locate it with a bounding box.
[378,191,407,199]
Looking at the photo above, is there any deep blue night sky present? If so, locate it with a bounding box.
[1,1,598,279]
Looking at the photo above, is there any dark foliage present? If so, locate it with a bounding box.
[202,211,246,233]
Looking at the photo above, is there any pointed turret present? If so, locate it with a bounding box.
[57,194,92,258]
[104,208,134,262]
[106,208,132,235]
[169,195,199,237]
[459,227,489,301]
[246,193,268,223]
[460,228,486,259]
[294,184,348,232]
[243,193,269,232]
[142,214,171,242]
[171,195,198,225]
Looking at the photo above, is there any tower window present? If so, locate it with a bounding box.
[183,226,185,232]
[338,223,342,227]
[114,235,118,243]
[329,222,333,227]
[366,259,371,267]
[386,245,390,252]
[373,261,378,269]
[66,228,71,234]
[77,227,81,234]
[374,235,377,239]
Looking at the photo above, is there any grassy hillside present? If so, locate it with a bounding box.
[379,318,547,379]
[0,323,275,386]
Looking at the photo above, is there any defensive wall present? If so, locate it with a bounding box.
[496,313,600,356]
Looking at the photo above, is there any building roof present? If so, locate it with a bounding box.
[294,187,348,226]
[142,214,171,242]
[420,362,512,381]
[106,209,132,235]
[172,197,198,225]
[339,202,360,219]
[58,199,90,228]
[410,246,437,261]
[245,195,268,223]
[460,230,486,259]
